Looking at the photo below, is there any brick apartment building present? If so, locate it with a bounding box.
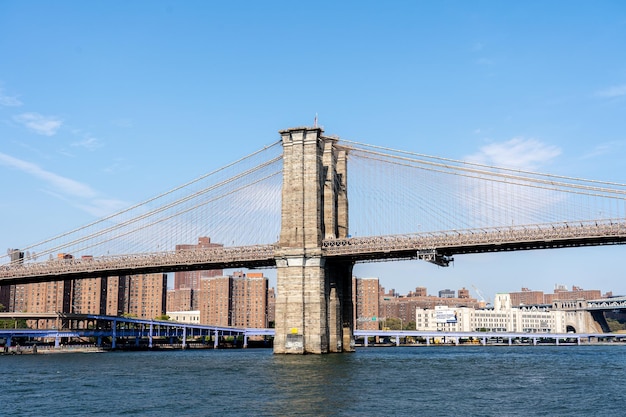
[197,271,268,328]
[510,285,604,306]
[1,273,167,325]
[167,287,195,312]
[173,237,223,290]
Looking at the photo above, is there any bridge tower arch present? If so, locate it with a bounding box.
[274,127,354,354]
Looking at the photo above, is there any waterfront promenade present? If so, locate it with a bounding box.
[354,330,626,347]
[3,322,626,354]
[0,313,272,352]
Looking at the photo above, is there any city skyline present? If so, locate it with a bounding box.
[1,2,626,298]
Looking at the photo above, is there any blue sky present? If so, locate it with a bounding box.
[1,1,625,299]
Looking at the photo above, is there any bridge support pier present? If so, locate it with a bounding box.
[274,127,353,354]
[274,256,354,354]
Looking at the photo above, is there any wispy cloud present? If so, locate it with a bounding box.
[0,152,96,197]
[13,112,63,136]
[466,137,561,170]
[76,198,130,218]
[71,137,103,151]
[0,152,129,218]
[596,84,626,98]
[581,141,623,160]
[103,158,132,174]
[67,127,105,151]
[462,138,565,228]
[0,88,22,107]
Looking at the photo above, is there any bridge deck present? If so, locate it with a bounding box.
[1,220,625,284]
[323,220,626,262]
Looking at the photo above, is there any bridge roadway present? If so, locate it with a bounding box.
[1,220,625,285]
[323,219,626,263]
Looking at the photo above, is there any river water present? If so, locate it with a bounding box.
[1,345,625,416]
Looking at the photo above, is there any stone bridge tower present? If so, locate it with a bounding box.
[274,126,354,354]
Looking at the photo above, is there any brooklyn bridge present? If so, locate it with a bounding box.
[2,127,625,353]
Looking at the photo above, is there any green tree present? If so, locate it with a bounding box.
[384,318,402,330]
[0,318,28,329]
[155,314,170,321]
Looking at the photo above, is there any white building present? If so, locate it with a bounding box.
[415,294,568,333]
[166,310,201,324]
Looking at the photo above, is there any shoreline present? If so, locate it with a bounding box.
[3,341,626,355]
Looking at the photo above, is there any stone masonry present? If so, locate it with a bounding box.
[274,127,354,354]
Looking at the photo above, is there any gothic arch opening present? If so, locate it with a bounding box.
[566,325,576,333]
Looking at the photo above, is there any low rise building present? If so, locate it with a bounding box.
[380,288,481,329]
[415,293,569,333]
[167,310,201,324]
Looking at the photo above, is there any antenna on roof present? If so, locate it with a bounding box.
[314,113,318,128]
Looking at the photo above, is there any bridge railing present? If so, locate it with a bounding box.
[586,297,626,310]
[0,244,278,280]
[322,219,626,257]
[3,220,625,280]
